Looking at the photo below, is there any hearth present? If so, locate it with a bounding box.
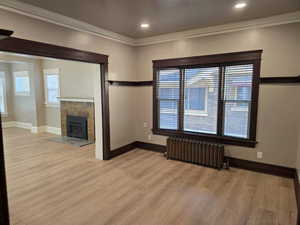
[66,115,88,140]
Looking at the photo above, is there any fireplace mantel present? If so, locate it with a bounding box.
[58,97,94,103]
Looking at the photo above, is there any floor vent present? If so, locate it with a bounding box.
[167,137,224,169]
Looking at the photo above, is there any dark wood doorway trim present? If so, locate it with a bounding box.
[0,37,111,225]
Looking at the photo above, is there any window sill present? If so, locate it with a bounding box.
[15,93,30,97]
[152,128,257,148]
[1,113,8,117]
[45,103,60,108]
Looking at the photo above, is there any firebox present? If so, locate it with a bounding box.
[66,115,88,140]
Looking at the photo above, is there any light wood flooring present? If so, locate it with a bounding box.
[3,127,297,225]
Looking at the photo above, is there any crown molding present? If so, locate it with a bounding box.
[0,0,300,47]
[0,0,135,45]
[134,11,300,46]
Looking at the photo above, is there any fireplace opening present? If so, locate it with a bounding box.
[67,115,88,140]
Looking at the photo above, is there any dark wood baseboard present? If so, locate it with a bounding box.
[109,141,166,159]
[133,141,166,153]
[226,157,295,178]
[294,170,300,225]
[109,142,136,159]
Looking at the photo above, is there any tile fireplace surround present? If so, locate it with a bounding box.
[60,97,95,142]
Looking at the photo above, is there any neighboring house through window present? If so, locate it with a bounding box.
[44,68,60,107]
[0,72,7,114]
[14,71,30,96]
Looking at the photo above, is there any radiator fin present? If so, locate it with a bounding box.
[167,137,224,169]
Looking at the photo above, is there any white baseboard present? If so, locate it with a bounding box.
[46,126,62,135]
[31,126,47,133]
[2,121,61,135]
[15,121,32,130]
[2,121,17,128]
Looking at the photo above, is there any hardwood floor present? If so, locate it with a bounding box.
[3,128,297,225]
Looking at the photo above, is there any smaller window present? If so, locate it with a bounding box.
[14,71,30,96]
[44,69,60,107]
[0,72,7,114]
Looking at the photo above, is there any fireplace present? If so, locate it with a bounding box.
[67,115,88,140]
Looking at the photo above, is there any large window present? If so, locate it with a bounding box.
[153,50,262,147]
[44,69,60,107]
[0,72,7,114]
[14,71,30,96]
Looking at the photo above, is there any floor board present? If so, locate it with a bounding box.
[3,128,297,225]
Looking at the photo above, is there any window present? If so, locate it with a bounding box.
[153,50,262,147]
[0,72,7,114]
[14,71,30,96]
[44,69,60,107]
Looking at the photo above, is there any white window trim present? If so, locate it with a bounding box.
[0,72,7,115]
[43,68,60,108]
[14,71,30,96]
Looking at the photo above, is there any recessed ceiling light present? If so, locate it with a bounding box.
[235,2,247,9]
[141,23,150,29]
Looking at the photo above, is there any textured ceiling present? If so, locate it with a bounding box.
[18,0,300,38]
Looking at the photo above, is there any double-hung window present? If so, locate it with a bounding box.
[44,69,60,107]
[153,50,262,147]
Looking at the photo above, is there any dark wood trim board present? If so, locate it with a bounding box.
[134,141,166,153]
[109,75,300,87]
[226,157,295,178]
[294,170,300,225]
[108,80,153,86]
[260,76,300,84]
[109,142,137,159]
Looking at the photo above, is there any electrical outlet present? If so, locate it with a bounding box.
[257,152,263,159]
[143,122,148,128]
[148,134,152,141]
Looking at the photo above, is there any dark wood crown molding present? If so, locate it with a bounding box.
[260,75,300,84]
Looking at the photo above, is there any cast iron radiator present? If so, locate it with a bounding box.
[166,137,224,169]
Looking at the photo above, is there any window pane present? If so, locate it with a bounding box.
[48,89,59,103]
[185,88,206,111]
[15,76,30,93]
[224,102,250,138]
[224,64,253,101]
[47,75,59,89]
[184,67,219,134]
[46,75,59,103]
[223,64,253,138]
[157,69,180,130]
[159,100,178,129]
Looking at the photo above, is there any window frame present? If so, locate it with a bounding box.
[13,71,30,96]
[152,50,262,147]
[43,68,60,107]
[0,72,7,115]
